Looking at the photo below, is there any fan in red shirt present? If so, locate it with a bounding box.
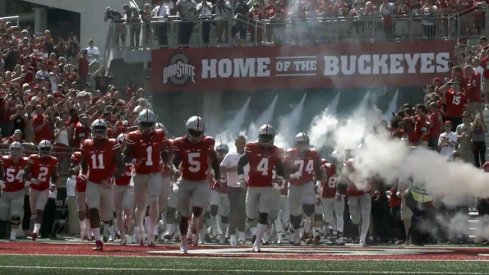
[237,124,286,252]
[73,114,91,148]
[24,140,60,241]
[413,104,429,146]
[81,119,124,251]
[32,105,54,143]
[171,116,220,253]
[444,82,467,130]
[124,109,170,247]
[464,65,482,117]
[284,132,321,245]
[318,158,345,245]
[0,142,28,241]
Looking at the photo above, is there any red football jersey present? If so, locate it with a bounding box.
[125,129,169,174]
[81,138,120,184]
[172,136,215,182]
[321,162,337,199]
[445,90,467,117]
[115,164,132,186]
[245,142,284,187]
[285,148,320,186]
[1,156,28,192]
[28,155,59,191]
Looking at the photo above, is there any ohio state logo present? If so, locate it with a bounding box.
[163,54,196,85]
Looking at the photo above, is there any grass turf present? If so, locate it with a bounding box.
[0,255,488,274]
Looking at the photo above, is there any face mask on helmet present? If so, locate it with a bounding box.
[259,134,274,146]
[92,125,107,139]
[140,121,155,135]
[39,147,52,157]
[187,129,204,143]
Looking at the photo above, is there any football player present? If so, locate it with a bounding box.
[319,159,345,245]
[124,109,170,247]
[210,143,230,244]
[155,122,173,240]
[284,132,322,245]
[342,158,372,247]
[172,116,221,254]
[114,133,134,245]
[81,119,124,251]
[237,124,286,252]
[69,151,90,240]
[0,142,28,241]
[24,140,60,241]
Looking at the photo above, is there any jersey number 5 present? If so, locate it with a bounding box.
[188,152,201,173]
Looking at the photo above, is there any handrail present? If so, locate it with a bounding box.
[0,15,19,26]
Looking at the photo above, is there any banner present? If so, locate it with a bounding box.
[151,40,456,92]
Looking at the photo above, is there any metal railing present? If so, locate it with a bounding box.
[0,15,20,26]
[103,5,489,51]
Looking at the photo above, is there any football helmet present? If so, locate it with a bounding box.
[215,143,229,158]
[91,119,108,140]
[117,133,126,144]
[155,122,167,133]
[186,116,205,143]
[9,141,23,158]
[295,132,309,151]
[138,109,156,135]
[38,140,53,157]
[258,124,275,147]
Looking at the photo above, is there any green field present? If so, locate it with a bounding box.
[0,255,488,274]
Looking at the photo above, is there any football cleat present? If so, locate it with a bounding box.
[93,240,104,251]
[313,235,321,245]
[219,234,226,245]
[31,232,38,241]
[180,236,189,254]
[230,234,237,246]
[238,231,246,244]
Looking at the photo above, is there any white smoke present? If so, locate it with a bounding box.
[216,97,251,147]
[308,92,339,150]
[275,93,307,148]
[247,95,278,141]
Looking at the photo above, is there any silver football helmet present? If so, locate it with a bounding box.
[258,124,275,147]
[9,141,24,158]
[91,119,108,140]
[38,140,53,158]
[138,109,156,135]
[186,116,205,143]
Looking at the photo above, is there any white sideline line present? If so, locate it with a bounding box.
[0,266,486,274]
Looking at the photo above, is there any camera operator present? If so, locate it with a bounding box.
[123,3,142,50]
[104,7,127,49]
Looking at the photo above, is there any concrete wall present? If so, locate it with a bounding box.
[24,0,147,53]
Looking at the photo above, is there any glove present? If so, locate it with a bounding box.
[290,172,301,180]
[314,181,320,194]
[238,174,247,188]
[0,180,5,190]
[30,178,40,185]
[49,184,56,192]
[172,182,179,193]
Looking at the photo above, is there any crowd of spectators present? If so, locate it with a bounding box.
[102,0,489,47]
[0,19,149,172]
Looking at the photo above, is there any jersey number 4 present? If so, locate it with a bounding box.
[257,158,269,176]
